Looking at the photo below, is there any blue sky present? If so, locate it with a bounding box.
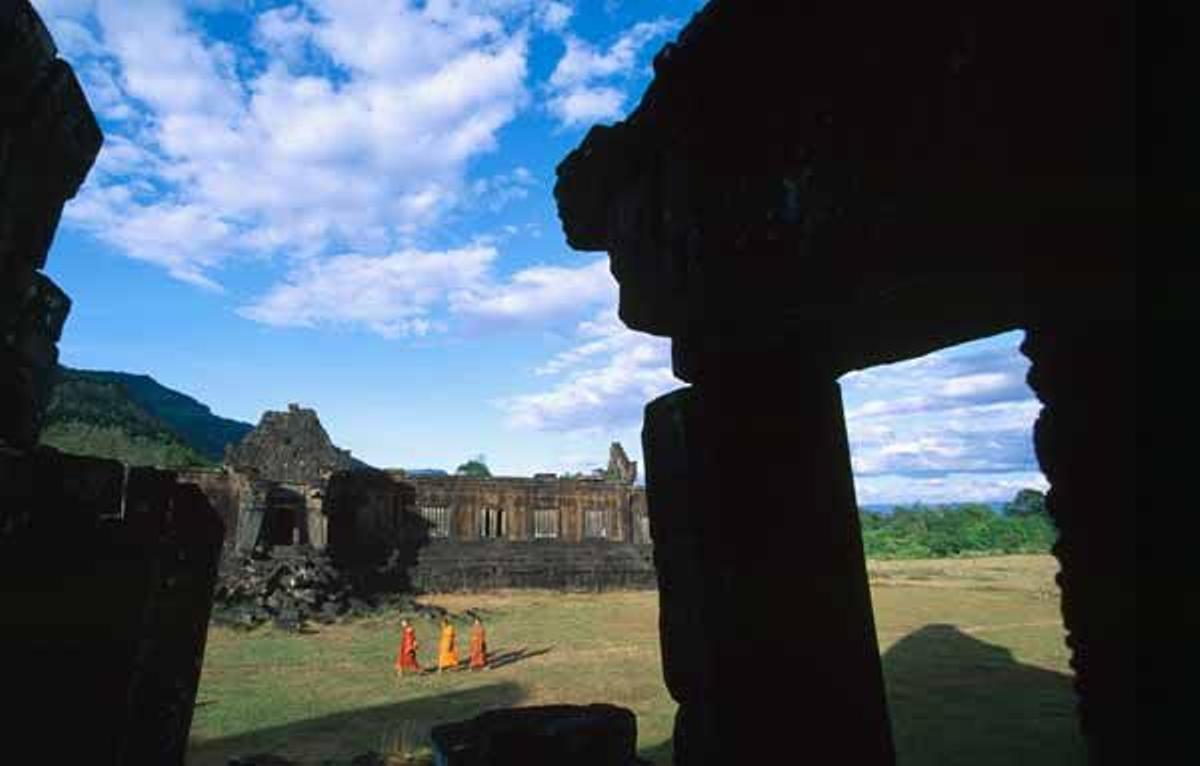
[34,0,1047,505]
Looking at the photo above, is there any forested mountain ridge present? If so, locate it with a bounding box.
[40,366,254,468]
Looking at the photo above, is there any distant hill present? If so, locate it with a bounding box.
[40,366,254,468]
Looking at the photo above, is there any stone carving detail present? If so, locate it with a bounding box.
[606,441,638,484]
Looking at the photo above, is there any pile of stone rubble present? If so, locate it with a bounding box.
[212,546,446,631]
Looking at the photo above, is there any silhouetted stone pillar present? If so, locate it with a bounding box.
[1023,321,1136,766]
[644,343,894,765]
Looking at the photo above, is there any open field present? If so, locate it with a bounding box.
[188,554,1081,765]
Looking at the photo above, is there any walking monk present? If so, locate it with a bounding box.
[469,616,489,670]
[395,618,421,678]
[437,616,459,673]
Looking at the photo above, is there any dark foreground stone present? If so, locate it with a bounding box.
[431,704,645,766]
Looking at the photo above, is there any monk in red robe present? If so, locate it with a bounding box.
[395,618,421,677]
[469,616,488,670]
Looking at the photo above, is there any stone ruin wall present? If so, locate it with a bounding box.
[395,473,654,592]
[177,466,655,591]
[397,473,650,544]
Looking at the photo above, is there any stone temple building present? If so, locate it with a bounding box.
[179,404,654,590]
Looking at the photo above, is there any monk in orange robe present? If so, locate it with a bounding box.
[437,616,459,673]
[468,617,488,670]
[395,618,421,677]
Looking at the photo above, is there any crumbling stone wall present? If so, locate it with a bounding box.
[225,403,355,484]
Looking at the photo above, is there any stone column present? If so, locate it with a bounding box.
[1022,320,1136,766]
[644,343,894,765]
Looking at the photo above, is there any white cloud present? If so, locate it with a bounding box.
[547,85,624,126]
[854,472,1049,506]
[468,166,536,213]
[499,305,677,432]
[46,0,536,287]
[239,245,497,337]
[240,247,618,339]
[535,1,572,31]
[452,256,615,328]
[545,17,677,127]
[840,331,1046,503]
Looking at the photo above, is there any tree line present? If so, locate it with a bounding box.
[858,489,1054,559]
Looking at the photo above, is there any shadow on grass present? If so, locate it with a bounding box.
[882,624,1084,765]
[407,646,552,674]
[487,646,552,670]
[188,682,525,766]
[636,624,1082,766]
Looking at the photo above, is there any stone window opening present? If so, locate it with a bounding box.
[533,509,559,539]
[419,506,451,539]
[584,509,609,539]
[481,508,505,539]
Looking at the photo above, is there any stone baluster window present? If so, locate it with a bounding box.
[584,510,609,539]
[533,509,559,539]
[419,506,451,538]
[481,508,505,539]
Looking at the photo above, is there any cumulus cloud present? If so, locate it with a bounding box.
[240,248,618,339]
[239,245,497,337]
[499,306,676,432]
[840,331,1046,503]
[545,17,678,126]
[535,1,572,31]
[44,0,536,286]
[452,256,615,329]
[467,166,537,213]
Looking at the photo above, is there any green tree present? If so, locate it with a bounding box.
[455,454,492,477]
[1004,488,1047,517]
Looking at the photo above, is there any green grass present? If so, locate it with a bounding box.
[188,554,1081,765]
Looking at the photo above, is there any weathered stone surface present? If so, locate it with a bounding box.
[409,540,655,593]
[554,0,1134,374]
[643,366,894,765]
[555,2,1135,764]
[1,0,101,451]
[225,403,355,484]
[1,450,224,765]
[606,441,637,484]
[0,273,70,448]
[1023,319,1136,766]
[213,546,357,630]
[431,704,641,766]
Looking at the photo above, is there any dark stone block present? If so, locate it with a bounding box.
[1,458,224,765]
[431,704,640,766]
[227,755,297,766]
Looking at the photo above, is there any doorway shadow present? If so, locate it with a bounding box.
[188,682,524,766]
[882,623,1084,765]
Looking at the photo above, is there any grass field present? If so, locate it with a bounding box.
[187,554,1082,765]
